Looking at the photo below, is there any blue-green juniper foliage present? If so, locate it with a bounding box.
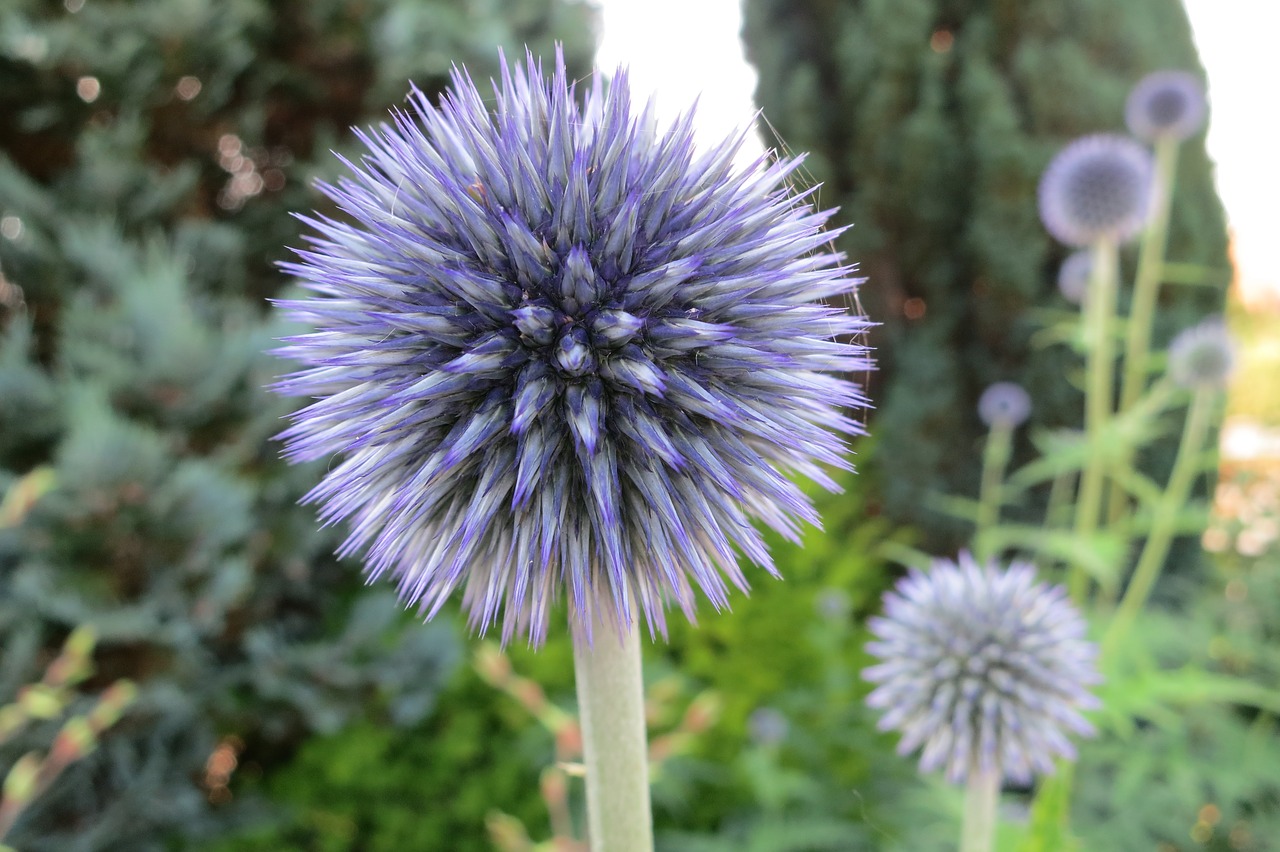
[274,51,872,645]
[864,553,1100,783]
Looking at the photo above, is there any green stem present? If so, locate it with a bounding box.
[1103,387,1215,657]
[975,423,1014,559]
[1044,469,1075,532]
[1109,137,1180,526]
[1069,239,1119,602]
[960,765,1000,852]
[573,621,654,852]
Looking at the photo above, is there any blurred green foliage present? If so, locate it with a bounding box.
[0,0,595,848]
[208,473,912,850]
[741,0,1230,550]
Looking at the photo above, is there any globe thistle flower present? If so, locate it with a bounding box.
[1038,134,1155,247]
[1126,70,1207,143]
[273,51,872,645]
[1168,317,1234,390]
[863,554,1100,783]
[977,382,1031,429]
[747,706,789,747]
[1056,249,1092,305]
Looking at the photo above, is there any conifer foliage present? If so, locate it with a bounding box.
[741,0,1229,543]
[0,1,596,848]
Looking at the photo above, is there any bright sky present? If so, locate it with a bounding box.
[596,0,1280,304]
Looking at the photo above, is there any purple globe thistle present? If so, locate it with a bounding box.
[863,554,1100,783]
[1038,134,1155,247]
[1168,317,1234,390]
[1056,249,1092,305]
[272,51,872,645]
[747,706,790,747]
[977,382,1031,429]
[1126,70,1207,143]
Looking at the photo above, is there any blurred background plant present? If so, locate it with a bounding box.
[3,0,1277,849]
[0,0,592,848]
[0,589,136,851]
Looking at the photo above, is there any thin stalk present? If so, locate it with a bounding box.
[1069,239,1119,602]
[1044,469,1075,532]
[960,766,1001,852]
[573,621,654,852]
[1103,387,1215,657]
[1109,137,1180,526]
[975,423,1014,560]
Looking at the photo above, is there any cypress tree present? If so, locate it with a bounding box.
[742,0,1229,547]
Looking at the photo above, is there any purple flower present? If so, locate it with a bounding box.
[272,51,872,645]
[977,382,1031,429]
[864,554,1100,783]
[747,706,790,747]
[1038,135,1154,247]
[1168,317,1234,390]
[1056,250,1092,305]
[1126,70,1207,143]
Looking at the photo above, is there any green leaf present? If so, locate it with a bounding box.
[1019,767,1083,852]
[877,541,935,572]
[1161,262,1232,287]
[975,525,1125,585]
[925,493,982,523]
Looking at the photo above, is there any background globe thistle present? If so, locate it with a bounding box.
[1126,70,1207,143]
[1038,134,1155,247]
[1168,317,1234,390]
[273,51,872,645]
[1056,249,1092,305]
[863,554,1100,783]
[977,382,1031,429]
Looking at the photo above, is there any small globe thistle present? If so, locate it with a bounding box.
[747,706,789,747]
[1126,70,1207,143]
[273,51,872,645]
[977,382,1031,429]
[863,554,1100,783]
[1038,134,1155,247]
[1056,250,1092,305]
[1168,317,1234,390]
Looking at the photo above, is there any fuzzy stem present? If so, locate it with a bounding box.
[573,621,654,852]
[1103,387,1215,657]
[975,423,1014,560]
[1108,136,1181,525]
[960,766,1001,852]
[1069,239,1119,602]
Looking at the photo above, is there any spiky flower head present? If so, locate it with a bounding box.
[273,50,872,645]
[1168,317,1234,390]
[1038,134,1155,247]
[1056,250,1092,305]
[978,382,1031,429]
[863,553,1100,783]
[1126,70,1207,143]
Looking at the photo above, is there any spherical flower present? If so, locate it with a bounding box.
[1038,134,1155,247]
[1056,250,1092,305]
[1168,317,1234,390]
[1126,70,1207,143]
[863,553,1100,783]
[747,706,789,747]
[978,382,1031,429]
[273,51,872,645]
